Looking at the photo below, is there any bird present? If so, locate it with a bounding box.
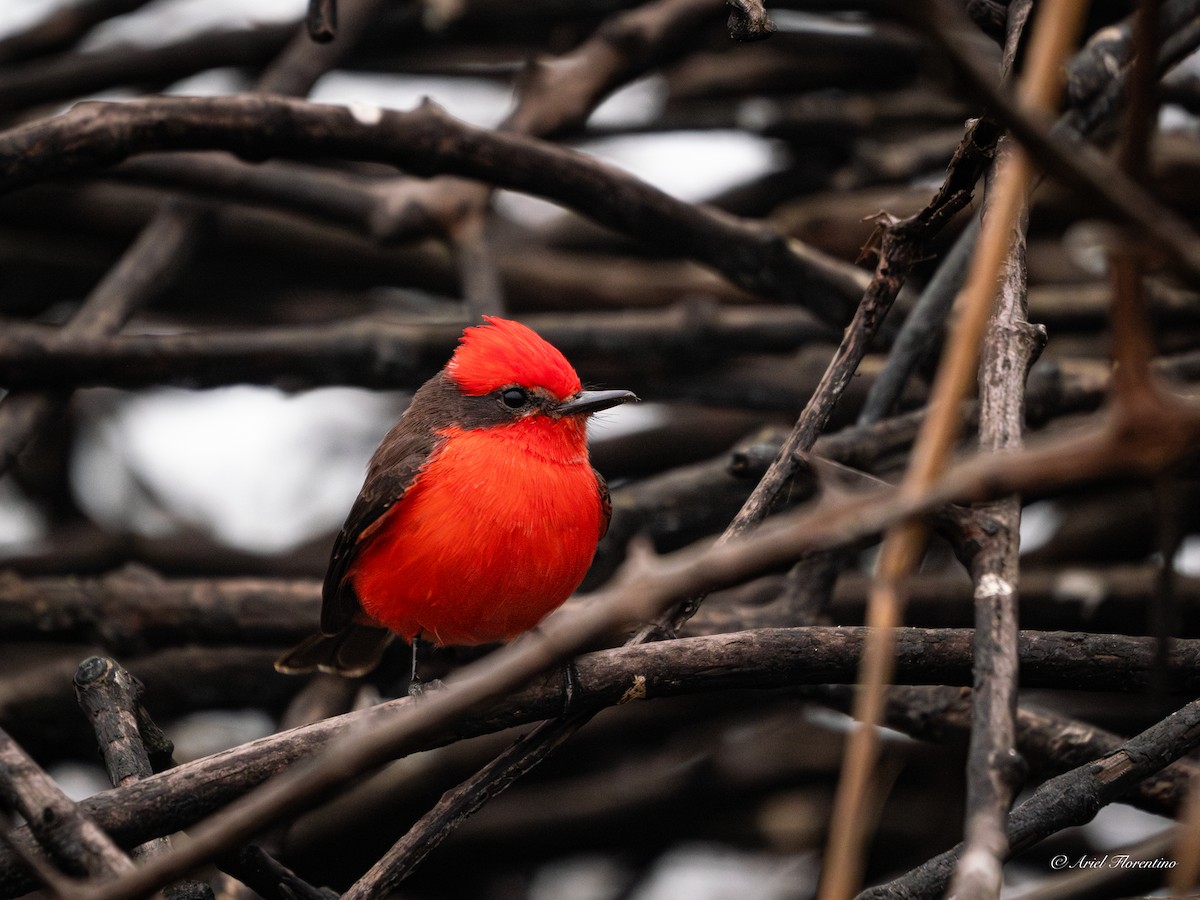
[276,316,637,680]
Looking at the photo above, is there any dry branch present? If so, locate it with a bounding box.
[0,0,386,481]
[0,0,154,65]
[13,559,1200,659]
[860,692,1200,899]
[951,144,1035,897]
[821,5,1089,895]
[0,306,832,391]
[2,626,1198,896]
[816,684,1200,820]
[0,727,135,883]
[0,95,866,323]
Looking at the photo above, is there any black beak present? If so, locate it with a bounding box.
[557,389,639,417]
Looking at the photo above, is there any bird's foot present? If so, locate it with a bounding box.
[407,677,445,699]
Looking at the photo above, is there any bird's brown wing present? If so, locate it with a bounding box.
[320,420,444,634]
[276,459,425,677]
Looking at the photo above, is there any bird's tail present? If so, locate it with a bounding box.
[274,626,395,678]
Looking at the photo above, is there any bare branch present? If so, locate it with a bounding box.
[861,692,1200,899]
[0,727,135,881]
[0,95,867,323]
[4,626,1200,895]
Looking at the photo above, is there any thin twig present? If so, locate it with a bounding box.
[949,138,1040,900]
[860,692,1200,899]
[949,11,1039,890]
[819,4,1090,896]
[306,0,337,43]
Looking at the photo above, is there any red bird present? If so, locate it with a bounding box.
[276,316,637,678]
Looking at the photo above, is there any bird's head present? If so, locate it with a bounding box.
[445,316,637,430]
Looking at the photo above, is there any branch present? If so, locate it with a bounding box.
[73,657,215,899]
[725,0,776,41]
[860,692,1200,899]
[952,13,1046,875]
[0,0,155,66]
[0,568,321,650]
[0,306,833,391]
[2,627,1199,895]
[0,94,867,324]
[921,0,1200,286]
[0,0,388,480]
[821,4,1089,895]
[0,727,135,882]
[817,684,1200,820]
[506,0,720,137]
[8,560,1200,657]
[0,25,294,114]
[306,0,337,42]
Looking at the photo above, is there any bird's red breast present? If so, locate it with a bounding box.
[349,415,605,646]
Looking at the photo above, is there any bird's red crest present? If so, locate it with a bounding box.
[446,316,582,399]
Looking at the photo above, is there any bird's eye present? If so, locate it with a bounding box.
[501,387,529,409]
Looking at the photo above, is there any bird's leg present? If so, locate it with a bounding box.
[407,635,446,697]
[407,635,427,697]
[521,627,583,715]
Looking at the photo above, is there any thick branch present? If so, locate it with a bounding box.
[0,95,866,323]
[0,727,135,882]
[2,627,1198,895]
[0,306,832,391]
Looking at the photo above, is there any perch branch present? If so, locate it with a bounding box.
[5,627,1200,895]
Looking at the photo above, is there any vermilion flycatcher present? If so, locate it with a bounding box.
[276,316,637,678]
